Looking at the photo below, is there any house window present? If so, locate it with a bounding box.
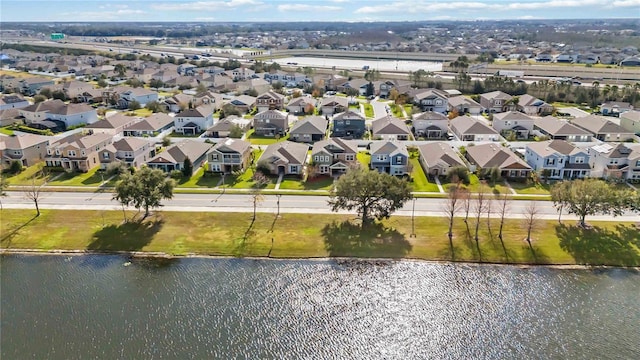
[68,150,76,157]
[289,165,299,173]
[47,149,52,155]
[345,154,354,161]
[314,155,320,162]
[55,149,60,155]
[574,157,585,164]
[103,152,110,159]
[636,160,640,167]
[377,155,387,161]
[546,158,556,166]
[211,164,221,172]
[396,156,402,162]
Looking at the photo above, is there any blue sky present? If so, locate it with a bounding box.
[1,0,639,22]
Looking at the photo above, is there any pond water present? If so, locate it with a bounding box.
[2,255,639,359]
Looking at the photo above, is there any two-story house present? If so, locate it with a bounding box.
[525,140,590,180]
[253,109,290,137]
[174,105,215,135]
[256,90,285,112]
[372,116,411,141]
[118,88,159,109]
[492,111,535,139]
[100,137,155,169]
[412,111,449,139]
[258,141,309,177]
[587,143,639,180]
[379,80,411,99]
[19,77,55,96]
[0,134,49,168]
[369,141,409,176]
[332,110,366,139]
[207,138,252,174]
[19,99,98,129]
[311,138,358,177]
[289,116,328,143]
[45,133,114,172]
[620,110,640,135]
[517,94,554,116]
[413,89,448,113]
[571,114,635,142]
[146,140,213,175]
[479,91,514,113]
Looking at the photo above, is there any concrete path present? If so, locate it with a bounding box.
[503,180,518,195]
[433,176,445,193]
[274,173,284,190]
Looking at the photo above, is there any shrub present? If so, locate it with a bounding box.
[170,170,183,179]
[8,160,23,174]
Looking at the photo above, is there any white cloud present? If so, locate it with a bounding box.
[354,0,614,14]
[278,4,342,12]
[612,0,640,6]
[151,0,263,11]
[59,8,146,20]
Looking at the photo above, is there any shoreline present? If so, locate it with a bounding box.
[2,248,639,271]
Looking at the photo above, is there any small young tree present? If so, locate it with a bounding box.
[0,169,8,211]
[522,201,540,247]
[9,160,23,174]
[461,187,472,232]
[496,192,510,240]
[442,185,461,245]
[550,181,571,224]
[250,171,269,222]
[128,100,141,111]
[182,157,193,178]
[473,185,489,242]
[161,136,172,147]
[24,175,47,217]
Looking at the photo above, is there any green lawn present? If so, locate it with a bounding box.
[357,152,371,168]
[0,127,15,136]
[246,128,290,145]
[2,209,638,266]
[47,167,107,186]
[363,103,374,118]
[129,108,153,117]
[390,104,404,118]
[508,181,551,195]
[176,167,220,188]
[403,104,413,117]
[279,175,334,191]
[410,158,440,192]
[443,174,510,195]
[5,163,46,185]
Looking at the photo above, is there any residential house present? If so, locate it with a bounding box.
[332,110,366,138]
[533,116,592,142]
[0,94,29,110]
[286,96,316,115]
[448,95,483,115]
[146,140,212,175]
[314,74,348,92]
[227,95,257,114]
[99,137,155,169]
[320,96,348,116]
[571,114,635,142]
[0,108,21,127]
[289,116,328,143]
[588,143,638,180]
[253,109,290,137]
[413,88,448,113]
[620,110,640,134]
[450,116,500,141]
[525,140,590,180]
[311,138,358,177]
[19,99,98,129]
[44,133,113,172]
[479,91,514,113]
[174,105,215,135]
[412,111,449,139]
[162,93,195,113]
[336,78,370,96]
[258,141,309,176]
[19,78,55,95]
[379,80,411,99]
[600,101,633,116]
[207,138,252,174]
[492,111,535,139]
[372,116,411,141]
[416,142,466,177]
[123,113,174,137]
[86,113,143,136]
[205,116,250,138]
[465,143,532,180]
[256,90,285,112]
[0,134,49,168]
[369,141,409,176]
[517,94,554,116]
[118,88,158,109]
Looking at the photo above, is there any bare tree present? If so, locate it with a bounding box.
[473,185,489,242]
[24,176,47,217]
[461,187,472,233]
[485,193,493,235]
[250,171,269,223]
[0,169,8,211]
[496,193,510,240]
[442,185,461,251]
[522,201,540,247]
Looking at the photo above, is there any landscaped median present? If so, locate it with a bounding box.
[1,209,638,267]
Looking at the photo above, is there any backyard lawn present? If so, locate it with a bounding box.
[508,181,551,195]
[4,163,46,185]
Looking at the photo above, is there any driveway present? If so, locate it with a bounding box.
[371,98,390,119]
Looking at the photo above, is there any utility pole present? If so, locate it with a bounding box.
[411,198,416,238]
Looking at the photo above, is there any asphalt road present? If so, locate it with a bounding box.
[2,191,637,222]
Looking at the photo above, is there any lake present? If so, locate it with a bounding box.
[2,255,639,359]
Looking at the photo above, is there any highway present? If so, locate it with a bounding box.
[1,191,637,222]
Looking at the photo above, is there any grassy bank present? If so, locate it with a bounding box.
[1,210,638,266]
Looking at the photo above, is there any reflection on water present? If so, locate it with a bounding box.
[2,255,639,359]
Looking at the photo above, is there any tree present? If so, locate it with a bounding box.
[145,101,161,113]
[182,157,193,178]
[96,79,108,88]
[128,100,141,111]
[33,95,47,103]
[328,168,412,228]
[24,175,46,217]
[550,181,571,223]
[447,166,470,185]
[51,90,67,101]
[39,88,52,98]
[559,178,623,227]
[522,201,540,246]
[250,171,269,222]
[496,193,510,240]
[113,166,175,220]
[161,136,172,147]
[0,169,8,211]
[114,63,127,77]
[442,185,462,245]
[229,125,243,139]
[8,160,23,174]
[149,79,164,89]
[473,185,489,242]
